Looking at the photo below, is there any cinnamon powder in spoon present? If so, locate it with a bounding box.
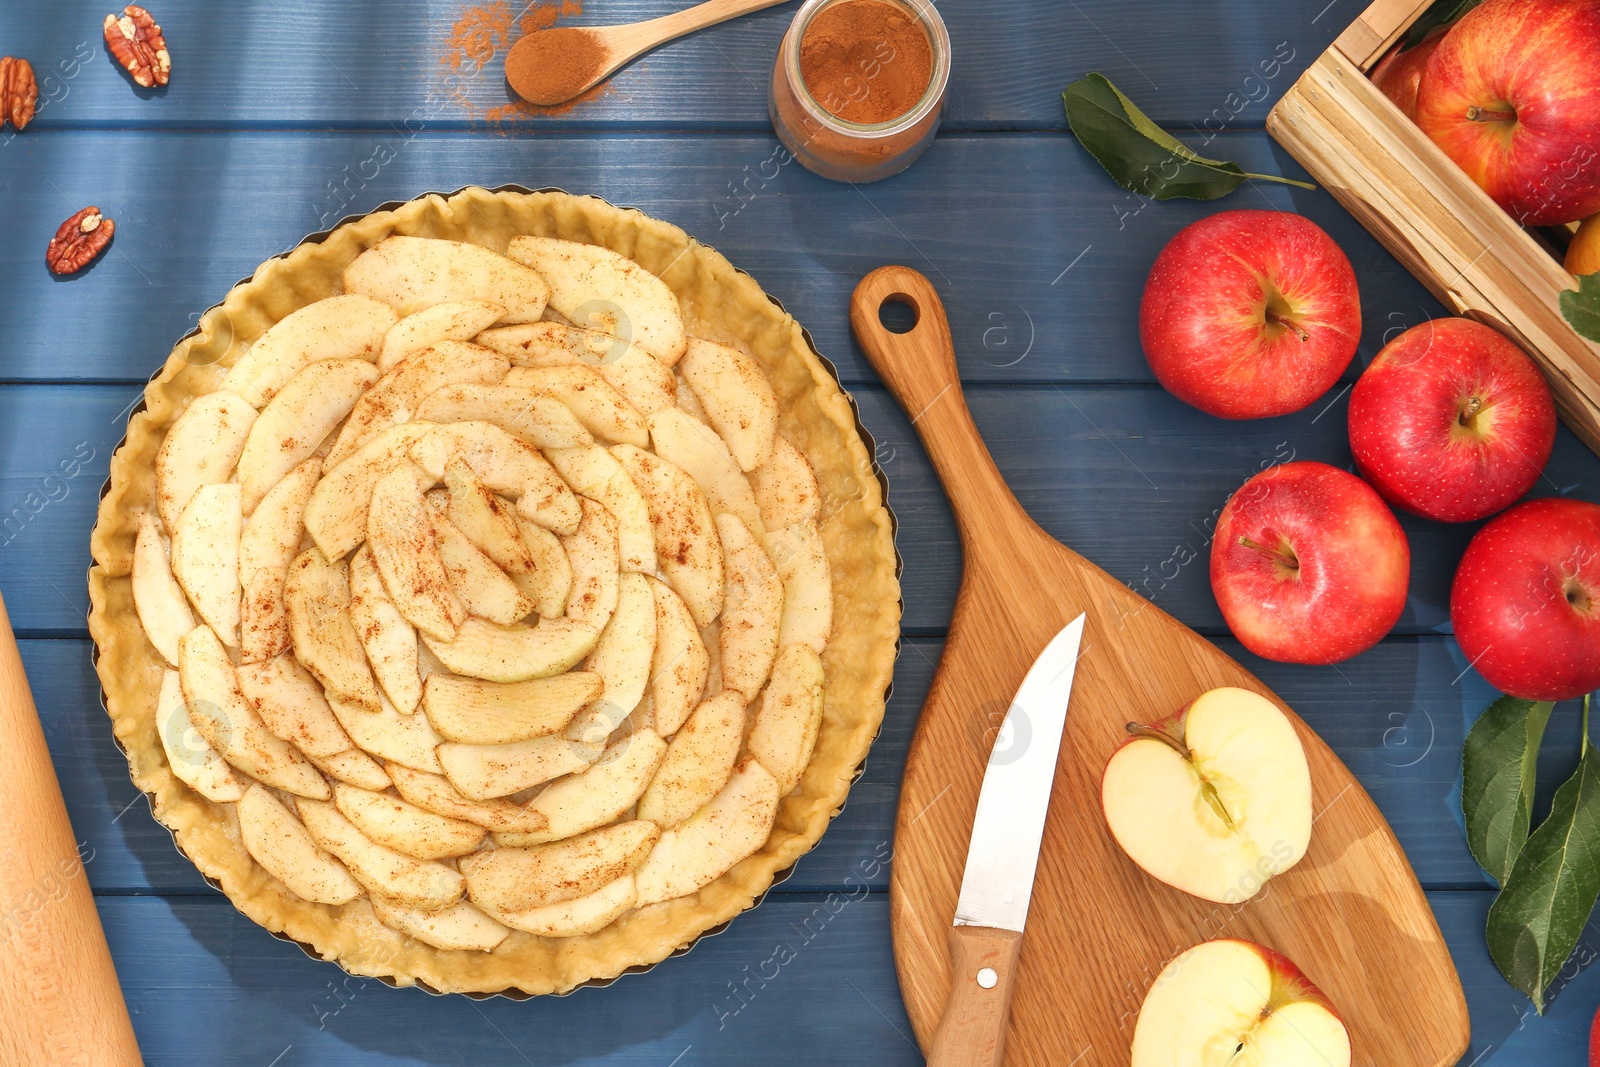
[506,25,606,103]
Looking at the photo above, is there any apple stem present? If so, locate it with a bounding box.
[1466,105,1517,123]
[1265,309,1310,343]
[1458,395,1483,427]
[1125,723,1190,758]
[1237,536,1299,572]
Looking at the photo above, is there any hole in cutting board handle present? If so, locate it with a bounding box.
[878,294,920,335]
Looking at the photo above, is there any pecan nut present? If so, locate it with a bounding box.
[46,207,116,276]
[0,57,37,131]
[104,5,171,88]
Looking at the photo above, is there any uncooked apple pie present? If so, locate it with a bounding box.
[88,188,899,995]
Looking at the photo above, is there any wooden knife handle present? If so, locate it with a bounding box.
[926,925,1024,1067]
[0,591,143,1066]
[850,266,1026,546]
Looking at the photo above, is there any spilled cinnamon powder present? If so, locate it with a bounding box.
[438,0,610,120]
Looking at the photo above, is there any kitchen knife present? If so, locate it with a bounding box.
[926,612,1086,1067]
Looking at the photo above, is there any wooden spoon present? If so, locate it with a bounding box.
[506,0,795,106]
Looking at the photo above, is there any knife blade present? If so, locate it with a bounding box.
[927,612,1086,1067]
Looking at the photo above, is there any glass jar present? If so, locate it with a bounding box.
[768,0,952,184]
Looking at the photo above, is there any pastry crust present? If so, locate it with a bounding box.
[88,187,900,995]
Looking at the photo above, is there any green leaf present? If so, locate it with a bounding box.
[1061,74,1315,201]
[1561,274,1600,343]
[1463,697,1555,885]
[1486,703,1600,1013]
[1404,0,1484,47]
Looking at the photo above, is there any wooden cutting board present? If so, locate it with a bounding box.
[849,266,1470,1067]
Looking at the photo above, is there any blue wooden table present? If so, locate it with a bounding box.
[2,1,1596,1062]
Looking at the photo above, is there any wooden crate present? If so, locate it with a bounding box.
[1266,0,1600,452]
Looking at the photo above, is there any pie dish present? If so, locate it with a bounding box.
[87,187,900,995]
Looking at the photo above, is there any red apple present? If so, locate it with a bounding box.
[1591,1001,1600,1067]
[1569,213,1600,276]
[1451,497,1600,701]
[1348,318,1556,522]
[1416,0,1600,226]
[1371,29,1446,120]
[1212,461,1410,664]
[1140,210,1362,419]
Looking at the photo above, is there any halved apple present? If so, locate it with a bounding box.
[477,873,637,938]
[505,235,686,366]
[171,483,242,649]
[678,338,777,471]
[438,734,602,800]
[343,235,550,322]
[378,299,507,373]
[422,616,598,684]
[560,498,621,632]
[765,520,832,654]
[368,897,509,952]
[1101,687,1312,904]
[333,782,486,859]
[1130,939,1350,1067]
[748,434,821,531]
[176,625,329,798]
[503,365,648,446]
[328,692,446,775]
[155,390,257,531]
[297,797,465,911]
[235,653,355,759]
[460,820,659,913]
[635,758,779,907]
[347,545,422,714]
[237,784,363,905]
[415,382,593,449]
[366,465,466,642]
[235,358,377,513]
[156,668,248,802]
[327,341,509,467]
[716,514,782,700]
[422,671,600,745]
[647,407,765,537]
[511,517,572,618]
[283,547,382,714]
[497,728,667,846]
[747,644,825,794]
[566,572,656,744]
[223,294,395,407]
[544,445,655,574]
[409,421,579,535]
[133,514,195,666]
[636,690,746,827]
[477,320,676,415]
[611,444,724,628]
[239,457,321,664]
[304,422,436,560]
[646,577,709,736]
[386,763,551,835]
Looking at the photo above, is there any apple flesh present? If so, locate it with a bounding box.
[1451,497,1600,701]
[1211,461,1410,664]
[1569,214,1600,276]
[1348,318,1556,522]
[1132,939,1351,1067]
[1416,0,1600,226]
[1102,687,1312,904]
[1140,210,1362,419]
[1370,29,1445,120]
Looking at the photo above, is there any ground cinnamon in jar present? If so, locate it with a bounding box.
[505,26,606,104]
[798,0,933,125]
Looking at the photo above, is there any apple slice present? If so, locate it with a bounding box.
[503,365,649,447]
[170,483,242,648]
[283,547,382,714]
[378,299,507,373]
[328,692,446,775]
[496,728,667,846]
[303,422,435,560]
[1131,939,1350,1067]
[748,435,820,531]
[612,444,725,628]
[155,390,257,531]
[678,338,777,471]
[326,341,508,468]
[560,498,621,632]
[566,572,656,744]
[415,382,593,449]
[409,421,580,535]
[421,616,598,684]
[505,235,686,366]
[239,457,321,664]
[348,545,422,715]
[133,513,195,667]
[305,748,392,792]
[747,644,825,794]
[235,358,377,513]
[543,445,656,574]
[511,517,572,618]
[766,520,832,654]
[716,514,782,700]
[635,758,779,907]
[459,820,659,913]
[1101,687,1312,904]
[343,235,550,323]
[386,763,551,835]
[223,294,395,408]
[480,874,637,938]
[422,671,600,745]
[477,320,677,416]
[156,668,248,802]
[332,782,486,860]
[440,457,534,573]
[237,784,363,906]
[368,898,509,953]
[297,797,465,911]
[636,691,746,828]
[647,407,766,538]
[647,577,710,736]
[432,513,538,626]
[235,653,355,759]
[437,734,601,800]
[367,465,467,642]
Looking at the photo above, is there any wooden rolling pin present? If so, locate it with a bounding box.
[0,590,143,1065]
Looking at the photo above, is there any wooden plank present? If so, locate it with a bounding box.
[7,382,1594,637]
[1332,0,1430,69]
[0,131,1425,386]
[0,0,1344,131]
